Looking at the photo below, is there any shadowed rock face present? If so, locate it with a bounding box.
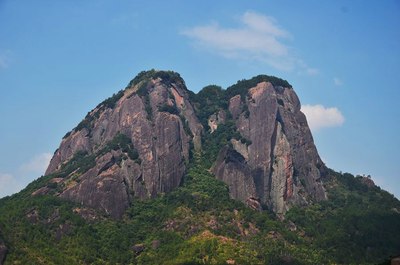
[45,72,203,219]
[213,81,327,215]
[43,71,326,218]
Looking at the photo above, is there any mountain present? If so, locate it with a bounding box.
[0,70,399,265]
[42,70,325,219]
[37,68,326,218]
[44,70,202,219]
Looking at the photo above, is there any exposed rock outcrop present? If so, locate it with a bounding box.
[213,147,258,206]
[44,71,203,219]
[208,110,226,133]
[43,70,326,218]
[359,175,375,188]
[212,81,327,215]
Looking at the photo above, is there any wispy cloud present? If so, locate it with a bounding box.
[19,152,52,174]
[301,104,345,132]
[182,11,316,73]
[333,77,343,86]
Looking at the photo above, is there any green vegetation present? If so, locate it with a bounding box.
[57,150,96,178]
[286,170,400,264]
[74,111,96,132]
[0,158,331,265]
[188,84,252,166]
[98,90,124,110]
[201,120,241,168]
[126,69,186,89]
[1,153,399,264]
[190,75,290,130]
[63,130,72,139]
[226,75,291,101]
[190,85,227,128]
[127,70,188,121]
[99,133,140,161]
[158,104,179,115]
[135,81,153,120]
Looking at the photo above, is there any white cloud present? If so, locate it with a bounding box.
[20,152,52,174]
[301,104,345,132]
[241,12,289,38]
[182,11,316,73]
[333,77,343,86]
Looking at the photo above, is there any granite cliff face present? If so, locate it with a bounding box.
[42,70,326,218]
[45,71,203,218]
[212,81,326,215]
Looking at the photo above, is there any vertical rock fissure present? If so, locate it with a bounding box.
[177,117,184,162]
[156,127,162,193]
[266,120,279,205]
[122,176,132,205]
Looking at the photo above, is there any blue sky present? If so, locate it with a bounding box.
[0,0,399,199]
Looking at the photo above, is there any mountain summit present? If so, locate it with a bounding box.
[1,70,399,264]
[43,70,326,218]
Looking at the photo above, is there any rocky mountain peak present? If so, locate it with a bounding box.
[44,70,202,218]
[212,79,326,215]
[41,70,326,219]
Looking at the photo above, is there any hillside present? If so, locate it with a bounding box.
[0,70,399,265]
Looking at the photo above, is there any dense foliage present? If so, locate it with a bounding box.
[200,120,241,168]
[190,85,227,128]
[100,133,140,162]
[158,104,180,116]
[225,75,291,101]
[189,84,253,166]
[126,69,186,89]
[1,154,398,264]
[98,90,125,110]
[0,159,323,265]
[190,75,290,129]
[286,171,400,264]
